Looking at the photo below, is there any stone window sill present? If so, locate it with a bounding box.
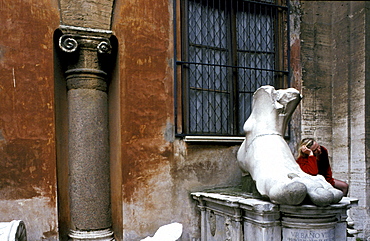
[182,136,244,143]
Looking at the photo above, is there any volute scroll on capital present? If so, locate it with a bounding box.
[59,35,78,53]
[58,34,112,54]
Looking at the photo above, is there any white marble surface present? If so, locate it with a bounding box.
[0,220,26,241]
[237,86,343,206]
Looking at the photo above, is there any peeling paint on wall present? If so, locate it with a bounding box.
[0,0,59,239]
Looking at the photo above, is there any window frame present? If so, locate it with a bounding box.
[174,0,291,140]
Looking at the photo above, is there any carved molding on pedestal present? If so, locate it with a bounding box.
[208,211,216,236]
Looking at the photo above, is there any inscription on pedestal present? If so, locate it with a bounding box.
[283,228,335,241]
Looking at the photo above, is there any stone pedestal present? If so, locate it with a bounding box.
[192,189,357,241]
[280,203,349,241]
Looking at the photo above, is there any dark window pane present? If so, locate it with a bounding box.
[178,0,289,136]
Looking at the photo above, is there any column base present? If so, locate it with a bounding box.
[69,228,114,241]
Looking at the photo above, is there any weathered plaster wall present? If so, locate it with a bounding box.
[171,143,242,240]
[0,0,60,239]
[300,1,370,239]
[112,0,242,240]
[112,0,177,239]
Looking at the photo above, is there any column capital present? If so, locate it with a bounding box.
[57,30,114,91]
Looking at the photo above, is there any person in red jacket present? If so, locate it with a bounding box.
[296,138,349,196]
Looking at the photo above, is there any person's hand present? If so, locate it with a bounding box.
[301,145,313,156]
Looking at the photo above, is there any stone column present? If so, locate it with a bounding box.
[58,31,114,240]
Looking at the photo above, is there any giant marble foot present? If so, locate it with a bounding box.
[237,86,343,206]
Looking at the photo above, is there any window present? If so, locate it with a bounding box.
[175,0,290,137]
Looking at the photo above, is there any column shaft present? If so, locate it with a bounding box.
[58,30,114,240]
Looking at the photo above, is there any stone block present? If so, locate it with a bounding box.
[192,190,357,241]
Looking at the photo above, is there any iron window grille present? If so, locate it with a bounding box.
[175,0,290,137]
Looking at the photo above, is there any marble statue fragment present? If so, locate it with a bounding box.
[0,220,27,241]
[140,222,183,241]
[237,86,343,206]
